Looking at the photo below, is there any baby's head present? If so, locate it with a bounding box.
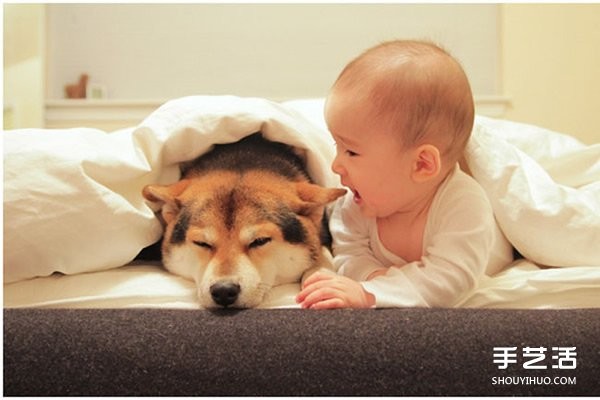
[328,40,474,173]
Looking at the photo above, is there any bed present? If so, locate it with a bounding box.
[3,96,600,396]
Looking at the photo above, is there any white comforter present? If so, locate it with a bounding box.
[4,96,600,308]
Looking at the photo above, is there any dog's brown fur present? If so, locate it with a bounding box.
[143,134,345,308]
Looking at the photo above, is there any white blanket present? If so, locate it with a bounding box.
[4,96,338,283]
[466,115,600,267]
[4,96,600,308]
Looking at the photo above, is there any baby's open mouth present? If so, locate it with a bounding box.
[352,189,362,203]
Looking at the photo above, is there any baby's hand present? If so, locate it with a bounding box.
[296,270,375,309]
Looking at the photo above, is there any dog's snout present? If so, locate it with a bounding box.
[210,281,241,307]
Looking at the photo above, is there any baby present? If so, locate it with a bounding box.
[297,40,513,309]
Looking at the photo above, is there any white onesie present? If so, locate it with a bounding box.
[329,165,513,307]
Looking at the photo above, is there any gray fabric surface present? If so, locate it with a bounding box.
[4,308,599,396]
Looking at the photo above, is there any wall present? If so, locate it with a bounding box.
[3,4,45,129]
[46,4,500,100]
[501,4,600,144]
[11,3,599,143]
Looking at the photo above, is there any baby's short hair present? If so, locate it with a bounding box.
[333,40,474,165]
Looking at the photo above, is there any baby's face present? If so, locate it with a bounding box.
[324,91,418,219]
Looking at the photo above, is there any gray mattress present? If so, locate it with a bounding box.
[4,307,599,396]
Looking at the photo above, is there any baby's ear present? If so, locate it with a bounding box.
[412,144,442,182]
[142,179,190,223]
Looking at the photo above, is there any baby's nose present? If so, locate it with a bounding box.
[331,156,344,176]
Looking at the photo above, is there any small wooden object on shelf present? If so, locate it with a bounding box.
[64,74,89,99]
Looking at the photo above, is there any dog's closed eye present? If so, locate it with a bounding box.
[193,241,214,251]
[249,237,272,249]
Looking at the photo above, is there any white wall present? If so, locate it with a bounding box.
[46,4,500,101]
[501,4,600,144]
[3,4,45,129]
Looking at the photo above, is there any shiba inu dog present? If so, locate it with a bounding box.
[143,133,346,308]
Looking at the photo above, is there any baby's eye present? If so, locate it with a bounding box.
[333,139,359,157]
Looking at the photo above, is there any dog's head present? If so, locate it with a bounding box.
[143,170,345,308]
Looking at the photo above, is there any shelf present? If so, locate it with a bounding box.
[474,95,512,118]
[44,96,511,131]
[44,99,167,130]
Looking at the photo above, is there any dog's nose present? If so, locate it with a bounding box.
[210,281,241,307]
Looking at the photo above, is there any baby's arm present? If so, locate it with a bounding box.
[329,193,386,280]
[296,193,384,309]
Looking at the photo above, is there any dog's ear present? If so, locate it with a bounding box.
[142,179,190,223]
[294,181,346,215]
[142,179,190,204]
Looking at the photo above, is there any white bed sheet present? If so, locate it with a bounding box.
[3,96,599,309]
[5,259,600,309]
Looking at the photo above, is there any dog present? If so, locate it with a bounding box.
[142,133,346,308]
